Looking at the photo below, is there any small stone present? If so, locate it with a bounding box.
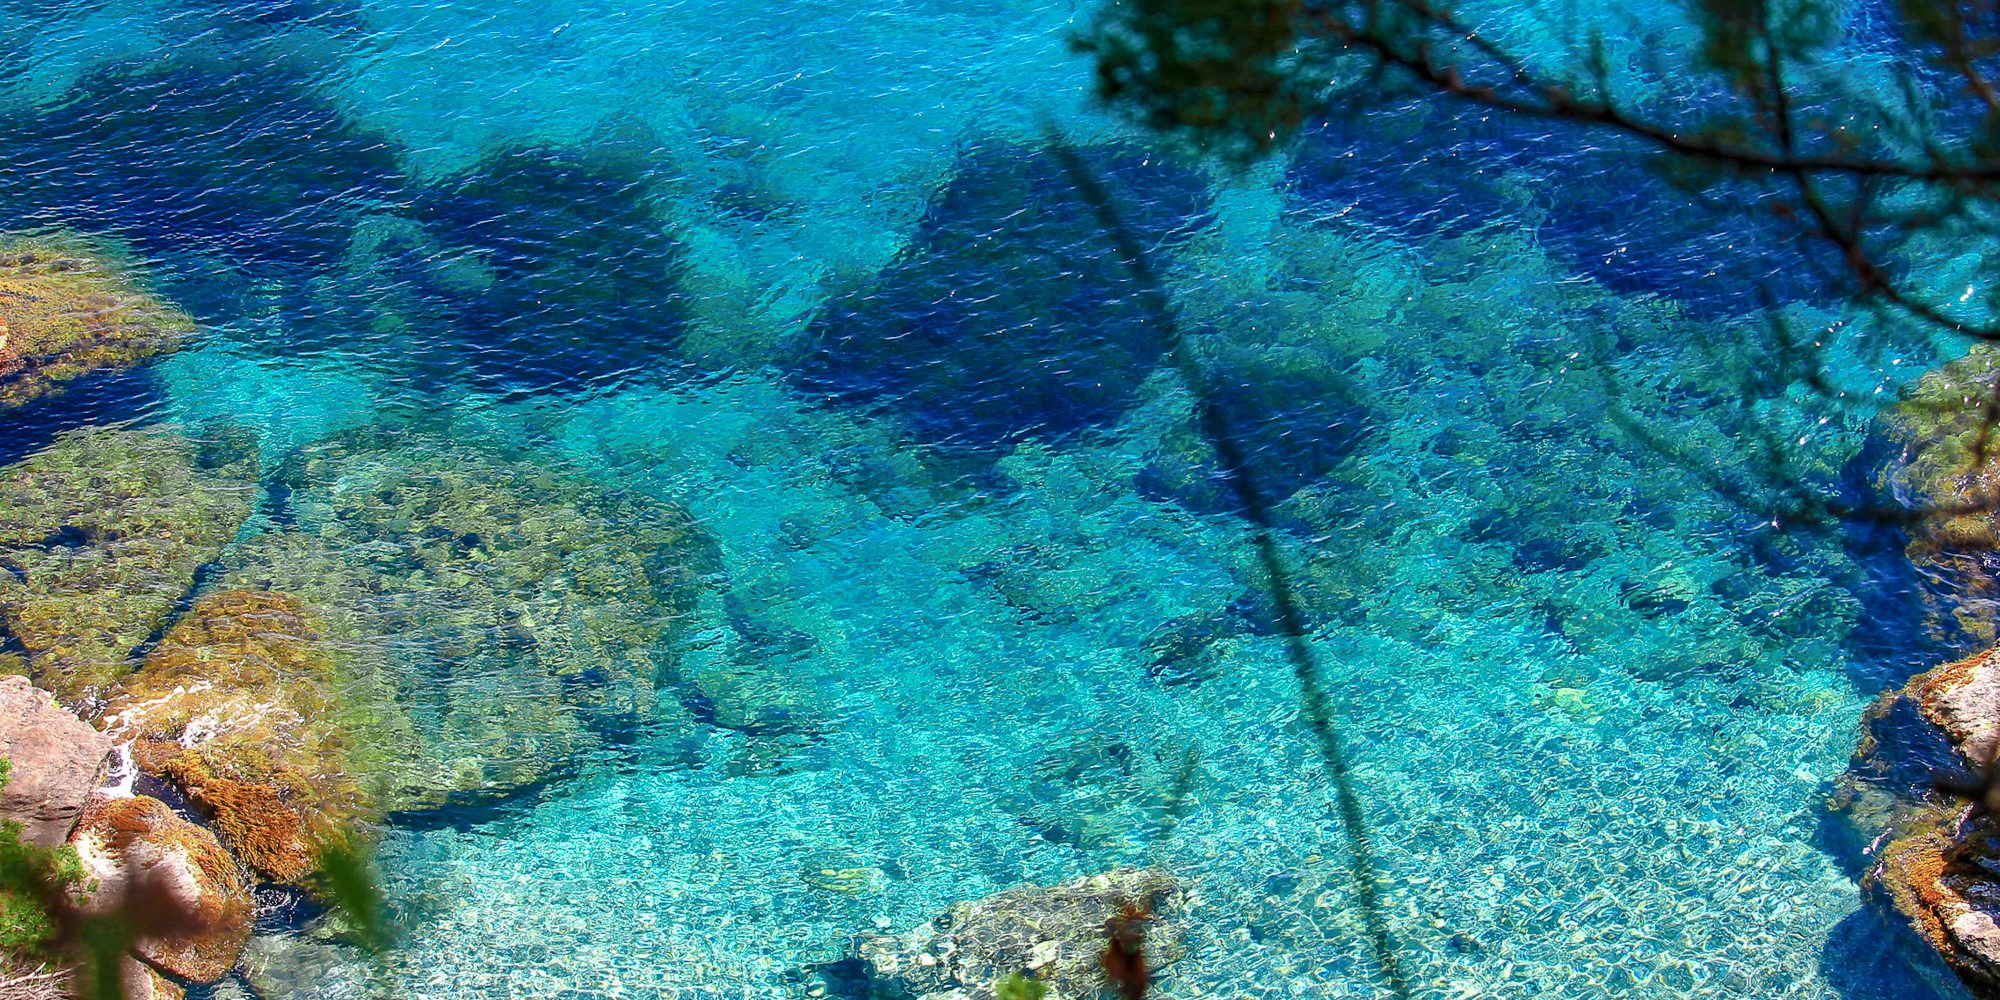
[855,867,1185,1000]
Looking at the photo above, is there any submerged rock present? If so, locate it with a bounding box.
[69,794,255,984]
[0,674,111,847]
[0,236,192,411]
[854,867,1186,1000]
[403,143,693,392]
[0,427,257,703]
[1135,341,1374,515]
[1833,647,2000,997]
[791,142,1208,452]
[221,435,717,809]
[104,590,382,883]
[1883,344,2000,646]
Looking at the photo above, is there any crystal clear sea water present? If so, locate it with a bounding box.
[0,1,1976,997]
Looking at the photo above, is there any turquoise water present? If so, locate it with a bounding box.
[0,1,1969,997]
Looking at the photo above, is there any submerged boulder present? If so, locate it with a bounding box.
[1832,648,2000,997]
[221,435,717,809]
[69,794,254,984]
[854,867,1186,1000]
[1883,344,2000,645]
[103,590,385,883]
[0,427,257,703]
[791,142,1209,452]
[0,236,192,411]
[0,674,111,847]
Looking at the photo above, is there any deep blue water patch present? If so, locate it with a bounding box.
[1287,98,1825,312]
[406,144,694,393]
[1136,344,1375,514]
[790,141,1211,451]
[0,52,405,280]
[0,365,164,466]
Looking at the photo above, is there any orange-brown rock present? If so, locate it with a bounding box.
[1838,648,2000,997]
[67,795,253,983]
[0,236,191,410]
[103,590,368,884]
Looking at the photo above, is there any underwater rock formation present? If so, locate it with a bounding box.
[69,794,255,983]
[0,52,405,277]
[1135,340,1374,515]
[0,675,111,847]
[0,427,257,703]
[221,435,717,808]
[103,590,372,884]
[402,143,692,392]
[1885,344,2000,647]
[791,142,1209,452]
[854,867,1185,1000]
[1286,97,1821,313]
[0,236,192,411]
[1831,647,2000,998]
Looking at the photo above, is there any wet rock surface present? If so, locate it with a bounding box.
[854,867,1186,1000]
[0,236,191,412]
[0,674,111,847]
[1832,648,2000,998]
[69,794,255,983]
[104,590,374,883]
[0,426,257,702]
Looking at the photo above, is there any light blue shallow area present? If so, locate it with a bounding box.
[0,1,1965,998]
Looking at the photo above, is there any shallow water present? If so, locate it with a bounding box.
[0,2,1969,998]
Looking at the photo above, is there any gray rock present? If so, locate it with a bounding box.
[0,673,110,846]
[856,867,1186,1000]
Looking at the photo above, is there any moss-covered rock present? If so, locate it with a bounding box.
[0,235,192,411]
[68,794,253,984]
[0,427,257,703]
[219,435,717,808]
[1885,344,2000,645]
[103,590,393,884]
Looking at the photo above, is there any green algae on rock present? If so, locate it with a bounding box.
[1884,343,2000,645]
[0,427,257,703]
[104,590,393,884]
[0,235,193,411]
[220,436,718,808]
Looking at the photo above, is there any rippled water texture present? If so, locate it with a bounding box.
[0,1,1969,997]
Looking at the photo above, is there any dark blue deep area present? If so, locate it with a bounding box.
[1287,98,1828,312]
[791,143,1210,451]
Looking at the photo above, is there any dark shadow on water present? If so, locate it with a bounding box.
[1834,431,1975,695]
[1821,907,1953,1000]
[1286,97,1826,314]
[0,365,165,466]
[0,51,406,283]
[789,141,1211,453]
[400,143,694,394]
[1136,351,1375,515]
